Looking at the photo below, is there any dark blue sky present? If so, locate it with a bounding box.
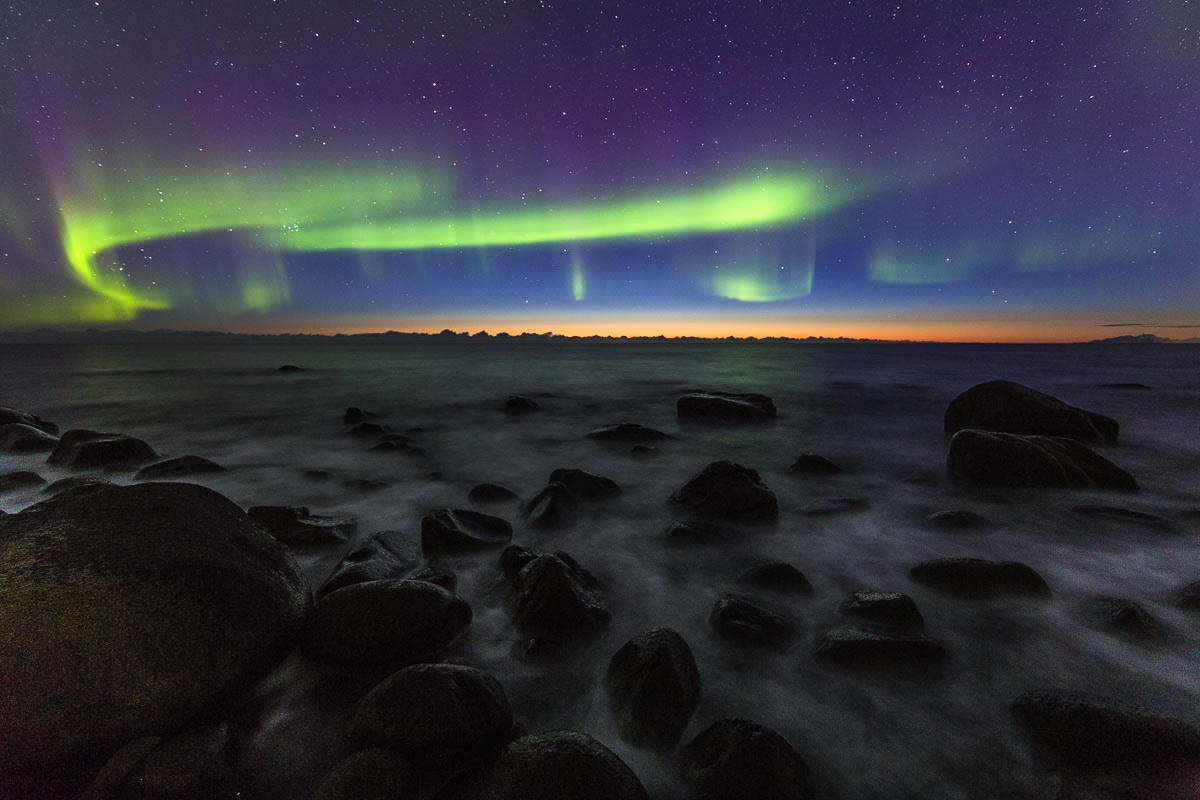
[1,1,1196,340]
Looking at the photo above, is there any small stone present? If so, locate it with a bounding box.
[1086,596,1165,641]
[586,423,672,442]
[469,483,518,503]
[789,453,842,475]
[277,365,303,372]
[504,395,539,415]
[524,483,578,529]
[813,627,946,664]
[348,421,391,437]
[343,407,377,426]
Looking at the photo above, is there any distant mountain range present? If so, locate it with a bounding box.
[0,328,1196,345]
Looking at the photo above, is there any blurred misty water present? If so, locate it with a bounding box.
[2,340,1197,798]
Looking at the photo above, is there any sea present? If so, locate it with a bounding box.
[1,340,1197,799]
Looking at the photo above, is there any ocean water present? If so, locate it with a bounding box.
[1,340,1198,799]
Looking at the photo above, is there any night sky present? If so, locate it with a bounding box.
[1,1,1196,340]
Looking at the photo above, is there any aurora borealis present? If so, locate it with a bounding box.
[1,2,1196,340]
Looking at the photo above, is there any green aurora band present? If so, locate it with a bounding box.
[49,163,855,319]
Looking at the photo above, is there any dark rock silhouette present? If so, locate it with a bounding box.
[813,627,946,664]
[670,461,778,522]
[48,429,158,470]
[0,422,59,453]
[548,467,620,500]
[505,553,609,636]
[945,380,1118,444]
[736,562,814,594]
[909,558,1052,597]
[678,391,776,421]
[248,505,357,546]
[0,482,310,777]
[586,422,672,442]
[839,589,924,628]
[604,627,701,751]
[947,430,1137,490]
[789,453,842,475]
[421,508,513,554]
[311,748,414,800]
[134,455,226,481]
[677,717,811,800]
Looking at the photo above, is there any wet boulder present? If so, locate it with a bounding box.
[678,391,776,421]
[303,579,472,668]
[0,470,46,493]
[789,453,842,475]
[505,554,609,636]
[248,505,357,546]
[947,430,1137,491]
[604,627,701,751]
[436,730,649,800]
[548,467,620,500]
[343,407,377,426]
[909,558,1051,598]
[709,593,796,647]
[499,544,540,576]
[670,461,778,522]
[1011,689,1200,767]
[348,663,513,766]
[813,627,946,665]
[409,565,457,592]
[47,429,158,470]
[134,455,226,481]
[421,508,513,555]
[0,422,59,453]
[317,530,419,599]
[0,405,58,435]
[311,748,414,800]
[736,562,814,595]
[945,380,1119,444]
[1085,596,1165,641]
[469,482,518,503]
[839,589,924,629]
[677,717,811,800]
[523,482,578,528]
[0,482,311,777]
[586,422,672,442]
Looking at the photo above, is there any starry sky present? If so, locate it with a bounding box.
[1,1,1197,341]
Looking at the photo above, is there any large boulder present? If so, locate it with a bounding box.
[0,482,311,777]
[0,422,59,453]
[677,718,811,800]
[134,455,226,481]
[436,731,650,800]
[678,392,776,421]
[944,380,1119,444]
[47,429,158,470]
[303,579,471,668]
[348,663,513,766]
[548,468,620,500]
[1012,690,1200,767]
[605,627,701,751]
[421,508,513,555]
[947,430,1138,491]
[670,461,778,522]
[505,554,609,636]
[909,558,1051,598]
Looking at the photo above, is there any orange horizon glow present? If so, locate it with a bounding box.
[148,309,1197,344]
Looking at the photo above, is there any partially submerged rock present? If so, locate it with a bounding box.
[736,562,814,595]
[316,530,419,599]
[839,589,924,628]
[926,509,991,529]
[0,422,59,453]
[134,455,226,481]
[813,627,945,665]
[947,430,1137,491]
[505,554,609,636]
[670,461,778,522]
[1072,504,1171,529]
[504,395,539,415]
[0,470,46,493]
[709,593,795,647]
[303,579,471,668]
[248,505,357,546]
[523,482,578,528]
[586,422,672,442]
[0,405,58,435]
[1012,689,1200,767]
[348,663,513,766]
[678,391,776,421]
[945,380,1119,444]
[605,627,701,751]
[469,482,518,503]
[548,467,620,500]
[677,717,811,800]
[789,453,842,475]
[47,429,158,470]
[436,730,650,800]
[909,558,1052,598]
[421,508,513,554]
[0,482,311,776]
[1085,596,1165,641]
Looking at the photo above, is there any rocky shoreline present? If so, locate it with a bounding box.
[1,381,1198,799]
